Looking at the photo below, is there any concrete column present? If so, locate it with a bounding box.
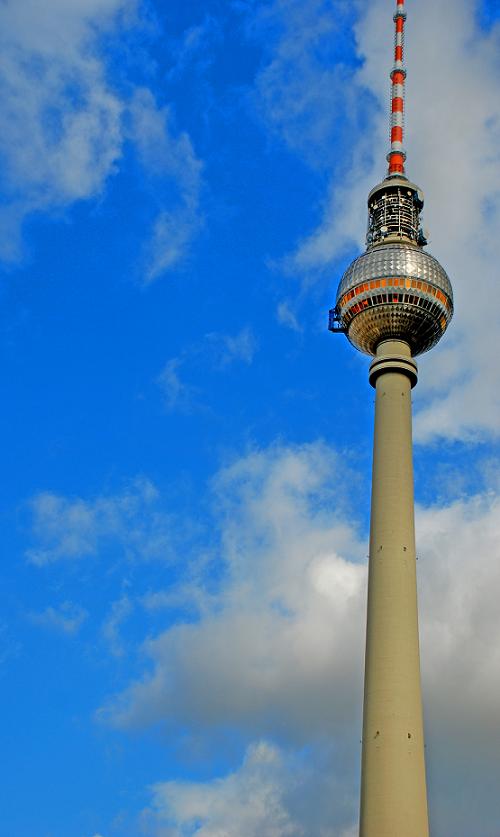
[359,339,429,837]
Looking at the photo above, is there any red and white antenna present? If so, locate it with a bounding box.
[387,0,407,176]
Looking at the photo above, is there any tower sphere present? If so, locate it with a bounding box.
[330,177,453,357]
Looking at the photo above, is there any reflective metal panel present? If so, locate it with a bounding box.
[334,244,453,356]
[337,245,452,298]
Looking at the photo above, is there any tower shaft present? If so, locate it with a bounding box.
[360,340,429,837]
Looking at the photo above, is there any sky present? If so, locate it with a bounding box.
[1,0,500,835]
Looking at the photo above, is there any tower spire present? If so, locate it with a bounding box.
[388,0,407,176]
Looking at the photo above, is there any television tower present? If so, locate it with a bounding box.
[329,1,453,834]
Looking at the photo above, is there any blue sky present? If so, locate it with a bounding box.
[1,1,500,835]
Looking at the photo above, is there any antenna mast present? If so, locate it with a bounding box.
[388,0,407,176]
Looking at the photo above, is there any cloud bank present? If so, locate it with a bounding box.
[58,442,498,836]
[26,477,174,565]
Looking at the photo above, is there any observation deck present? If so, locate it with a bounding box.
[329,177,453,357]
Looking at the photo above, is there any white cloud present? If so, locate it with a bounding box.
[145,742,301,837]
[250,0,362,171]
[276,300,301,332]
[0,0,129,258]
[26,477,174,565]
[206,327,257,368]
[416,488,500,835]
[157,327,257,411]
[140,583,206,615]
[29,601,88,635]
[249,0,381,272]
[418,490,500,731]
[101,444,366,741]
[157,357,199,414]
[102,595,133,657]
[0,0,203,274]
[128,88,204,282]
[143,208,201,282]
[143,740,357,837]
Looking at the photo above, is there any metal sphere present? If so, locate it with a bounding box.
[335,244,453,356]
